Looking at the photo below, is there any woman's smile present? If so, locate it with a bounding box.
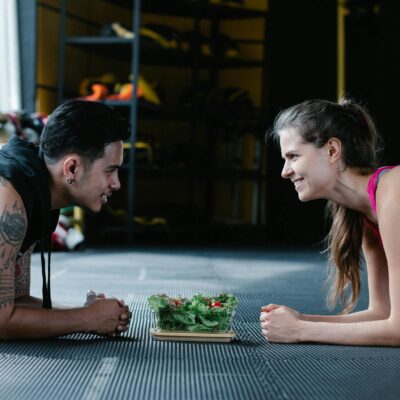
[293,178,304,191]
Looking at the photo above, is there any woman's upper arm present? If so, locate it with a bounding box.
[362,224,390,317]
[376,168,400,323]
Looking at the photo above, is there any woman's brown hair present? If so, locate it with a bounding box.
[270,99,380,313]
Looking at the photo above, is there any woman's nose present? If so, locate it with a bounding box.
[281,162,293,179]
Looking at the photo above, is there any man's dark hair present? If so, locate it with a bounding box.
[40,100,130,163]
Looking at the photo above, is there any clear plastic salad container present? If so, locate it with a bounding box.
[148,293,238,333]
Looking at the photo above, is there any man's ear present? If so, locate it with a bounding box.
[326,138,342,163]
[63,155,82,181]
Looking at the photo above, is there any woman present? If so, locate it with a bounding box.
[260,98,400,346]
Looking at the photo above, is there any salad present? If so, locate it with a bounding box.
[148,293,239,332]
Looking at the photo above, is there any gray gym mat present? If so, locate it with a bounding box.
[0,248,398,400]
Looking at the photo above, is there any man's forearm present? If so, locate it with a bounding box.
[0,306,91,340]
[14,295,43,308]
[14,295,73,310]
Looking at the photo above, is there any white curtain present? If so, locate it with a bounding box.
[0,0,21,111]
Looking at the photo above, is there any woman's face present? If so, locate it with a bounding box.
[279,128,336,202]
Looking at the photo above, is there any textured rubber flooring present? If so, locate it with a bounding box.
[0,248,399,400]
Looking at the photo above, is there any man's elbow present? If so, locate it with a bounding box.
[0,306,15,340]
[0,321,13,340]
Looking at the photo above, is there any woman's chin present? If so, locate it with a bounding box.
[297,191,311,202]
[298,195,307,202]
[298,190,322,202]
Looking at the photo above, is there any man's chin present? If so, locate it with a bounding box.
[92,204,103,213]
[78,202,103,214]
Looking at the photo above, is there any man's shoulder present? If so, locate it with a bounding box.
[0,181,28,249]
[0,176,26,211]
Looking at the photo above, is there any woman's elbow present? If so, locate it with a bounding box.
[387,334,400,347]
[385,318,400,346]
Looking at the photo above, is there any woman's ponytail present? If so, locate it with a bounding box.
[325,201,364,313]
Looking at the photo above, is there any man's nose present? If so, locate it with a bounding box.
[110,173,121,191]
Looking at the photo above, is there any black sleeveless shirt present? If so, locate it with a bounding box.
[0,136,59,251]
[0,136,59,307]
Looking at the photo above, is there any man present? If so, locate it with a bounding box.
[0,100,132,339]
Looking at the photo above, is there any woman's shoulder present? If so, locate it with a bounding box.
[379,165,400,184]
[375,166,400,242]
[376,165,400,203]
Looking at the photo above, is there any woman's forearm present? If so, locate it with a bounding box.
[301,308,387,323]
[299,318,400,346]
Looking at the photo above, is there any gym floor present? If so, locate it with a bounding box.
[0,247,399,400]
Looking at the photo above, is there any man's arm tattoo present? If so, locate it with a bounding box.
[0,201,27,246]
[15,246,34,298]
[0,201,27,308]
[0,262,15,308]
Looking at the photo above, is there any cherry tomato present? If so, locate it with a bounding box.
[211,301,222,308]
[174,300,181,306]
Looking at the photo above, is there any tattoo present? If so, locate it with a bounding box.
[0,200,27,308]
[0,201,27,245]
[0,278,14,308]
[0,249,16,308]
[15,246,34,298]
[0,176,8,187]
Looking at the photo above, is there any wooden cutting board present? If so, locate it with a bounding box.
[150,328,237,342]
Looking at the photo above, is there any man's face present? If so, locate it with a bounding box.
[74,141,124,212]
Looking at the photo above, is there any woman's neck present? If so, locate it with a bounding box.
[327,169,375,220]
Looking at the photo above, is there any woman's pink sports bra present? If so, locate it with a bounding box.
[365,166,397,244]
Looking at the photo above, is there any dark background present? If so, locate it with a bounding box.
[265,0,399,247]
[18,0,399,248]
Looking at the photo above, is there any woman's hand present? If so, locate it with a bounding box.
[260,304,302,343]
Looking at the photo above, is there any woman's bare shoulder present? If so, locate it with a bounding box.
[377,166,400,193]
[376,167,400,218]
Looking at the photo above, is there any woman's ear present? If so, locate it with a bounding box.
[327,138,342,163]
